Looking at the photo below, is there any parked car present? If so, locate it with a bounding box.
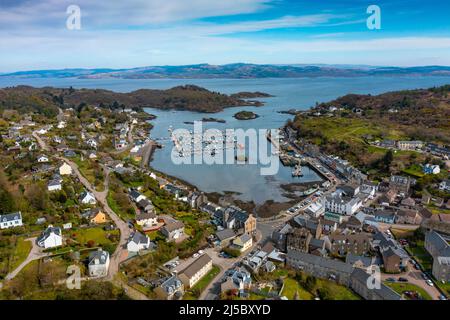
[386,278,396,282]
[426,279,434,286]
[398,277,408,282]
[439,295,447,301]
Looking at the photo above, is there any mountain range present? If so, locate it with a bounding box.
[2,63,450,79]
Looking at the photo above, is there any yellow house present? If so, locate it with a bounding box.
[232,234,253,252]
[83,208,107,224]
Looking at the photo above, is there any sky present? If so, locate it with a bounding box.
[1,0,450,72]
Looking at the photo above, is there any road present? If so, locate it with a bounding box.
[58,156,131,280]
[33,128,131,281]
[199,230,262,300]
[4,237,49,281]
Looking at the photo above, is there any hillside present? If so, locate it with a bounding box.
[0,85,266,114]
[2,64,450,79]
[289,85,450,175]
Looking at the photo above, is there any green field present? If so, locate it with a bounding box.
[9,237,32,272]
[71,227,119,247]
[280,278,313,300]
[315,278,360,300]
[385,282,432,300]
[406,241,433,271]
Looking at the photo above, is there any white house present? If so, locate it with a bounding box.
[129,189,146,203]
[59,162,73,176]
[47,179,62,192]
[423,164,440,175]
[135,212,158,228]
[439,180,450,192]
[37,225,63,248]
[0,212,23,229]
[127,232,151,253]
[88,249,110,277]
[37,155,49,163]
[323,189,363,216]
[57,121,66,129]
[80,191,97,205]
[86,139,98,149]
[88,152,97,159]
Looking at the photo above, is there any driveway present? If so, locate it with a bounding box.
[5,237,49,281]
[381,260,442,300]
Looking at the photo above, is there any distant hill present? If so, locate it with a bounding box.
[0,85,266,115]
[2,64,450,79]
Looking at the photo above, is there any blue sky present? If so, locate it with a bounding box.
[1,0,450,72]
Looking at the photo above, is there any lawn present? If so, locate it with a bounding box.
[280,278,313,300]
[73,156,105,192]
[406,240,433,271]
[402,164,425,178]
[184,265,220,300]
[107,191,135,221]
[315,278,360,300]
[9,237,32,272]
[385,282,432,300]
[71,227,119,247]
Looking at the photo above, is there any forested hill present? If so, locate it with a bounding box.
[0,85,266,116]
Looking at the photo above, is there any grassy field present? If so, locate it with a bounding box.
[71,227,120,248]
[107,191,134,221]
[315,278,360,300]
[73,156,105,192]
[406,240,433,271]
[9,237,32,272]
[280,278,313,300]
[385,282,432,300]
[402,164,425,178]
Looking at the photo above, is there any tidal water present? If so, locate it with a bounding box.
[2,76,450,204]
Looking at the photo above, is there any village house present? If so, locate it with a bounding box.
[425,231,450,282]
[82,208,107,224]
[59,162,73,176]
[215,229,237,247]
[423,164,440,175]
[127,231,152,253]
[0,212,23,229]
[397,140,423,151]
[329,232,373,257]
[137,199,154,213]
[231,233,253,253]
[37,154,49,163]
[154,275,184,300]
[135,211,158,228]
[178,253,213,289]
[47,179,62,192]
[161,220,185,241]
[396,209,422,225]
[220,267,252,297]
[80,191,97,205]
[88,249,110,277]
[322,187,363,216]
[389,175,412,194]
[129,189,147,203]
[373,232,408,273]
[439,179,450,192]
[37,225,63,249]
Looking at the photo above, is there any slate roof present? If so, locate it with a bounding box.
[89,250,109,265]
[287,249,354,274]
[0,212,22,223]
[180,253,212,279]
[216,229,236,241]
[350,268,402,300]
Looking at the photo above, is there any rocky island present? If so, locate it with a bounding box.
[233,110,259,120]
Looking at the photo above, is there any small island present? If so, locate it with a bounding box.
[201,117,226,123]
[231,91,274,99]
[233,110,259,120]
